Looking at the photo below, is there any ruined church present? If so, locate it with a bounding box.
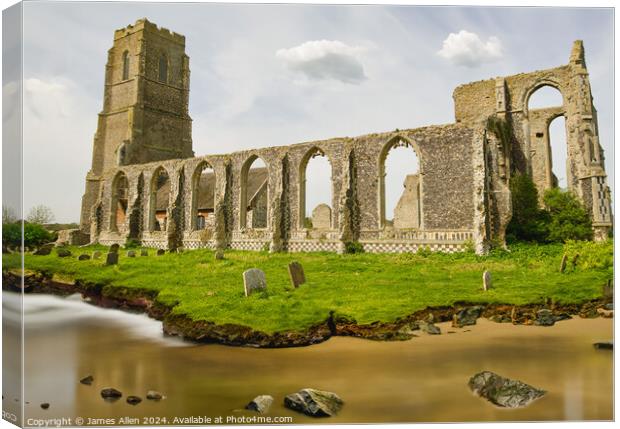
[75,18,612,254]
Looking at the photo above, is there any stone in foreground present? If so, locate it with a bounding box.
[105,252,119,266]
[245,395,274,414]
[593,342,613,350]
[418,320,441,335]
[288,261,306,288]
[126,396,142,405]
[243,268,267,296]
[146,390,164,400]
[468,371,546,408]
[40,403,49,410]
[100,388,122,399]
[452,306,483,328]
[534,309,555,326]
[284,388,343,417]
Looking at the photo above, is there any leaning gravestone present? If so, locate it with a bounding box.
[127,250,136,258]
[33,243,54,256]
[243,269,267,296]
[482,270,492,291]
[92,251,102,259]
[109,243,120,254]
[288,262,306,288]
[105,252,119,266]
[559,254,568,273]
[140,249,148,257]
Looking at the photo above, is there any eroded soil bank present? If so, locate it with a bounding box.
[2,269,613,348]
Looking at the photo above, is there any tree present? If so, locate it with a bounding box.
[26,205,55,225]
[506,173,548,242]
[2,206,17,224]
[543,188,592,242]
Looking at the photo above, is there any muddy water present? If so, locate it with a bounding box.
[2,292,613,425]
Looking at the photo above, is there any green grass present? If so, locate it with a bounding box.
[2,241,612,333]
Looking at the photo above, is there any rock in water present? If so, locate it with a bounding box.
[243,268,267,296]
[56,248,72,258]
[146,390,164,400]
[245,395,274,414]
[126,396,142,405]
[105,252,119,266]
[80,375,94,385]
[288,261,306,288]
[100,388,122,399]
[452,306,483,328]
[40,403,50,410]
[418,320,441,335]
[284,388,343,417]
[482,270,491,291]
[593,342,613,350]
[468,371,546,408]
[78,254,91,261]
[534,309,555,326]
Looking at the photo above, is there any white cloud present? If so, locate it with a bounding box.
[437,30,503,67]
[276,40,367,84]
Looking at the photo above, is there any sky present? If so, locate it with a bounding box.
[5,2,614,223]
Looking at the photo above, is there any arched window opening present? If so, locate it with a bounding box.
[300,149,332,229]
[118,143,127,166]
[380,139,420,229]
[528,85,568,190]
[112,173,129,232]
[158,54,168,83]
[192,162,216,230]
[240,156,268,229]
[122,50,130,80]
[548,116,568,189]
[151,168,170,232]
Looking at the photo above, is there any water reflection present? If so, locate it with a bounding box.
[2,292,613,424]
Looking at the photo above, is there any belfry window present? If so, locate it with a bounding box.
[158,55,168,83]
[122,50,129,80]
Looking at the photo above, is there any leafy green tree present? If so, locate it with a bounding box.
[543,188,592,242]
[506,174,549,242]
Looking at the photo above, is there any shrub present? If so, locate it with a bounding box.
[543,188,592,242]
[506,174,549,242]
[2,223,21,248]
[3,222,55,249]
[564,239,613,271]
[344,241,365,254]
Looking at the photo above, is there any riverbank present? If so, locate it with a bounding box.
[2,241,613,347]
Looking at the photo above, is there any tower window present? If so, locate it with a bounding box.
[158,55,168,83]
[122,50,129,80]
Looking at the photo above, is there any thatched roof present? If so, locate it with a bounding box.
[155,168,268,211]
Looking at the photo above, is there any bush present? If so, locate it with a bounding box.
[543,188,592,242]
[506,174,549,242]
[344,241,365,254]
[3,222,55,249]
[564,239,613,271]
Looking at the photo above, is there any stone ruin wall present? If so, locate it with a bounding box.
[95,124,480,253]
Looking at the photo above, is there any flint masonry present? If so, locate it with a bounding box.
[74,19,612,254]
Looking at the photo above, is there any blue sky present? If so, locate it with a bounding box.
[12,2,614,222]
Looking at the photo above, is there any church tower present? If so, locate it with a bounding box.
[80,18,194,232]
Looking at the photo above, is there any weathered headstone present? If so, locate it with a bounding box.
[33,243,54,256]
[57,248,72,258]
[243,269,267,296]
[140,249,148,257]
[288,261,306,288]
[105,252,119,266]
[109,243,120,254]
[157,249,165,256]
[127,250,136,258]
[311,204,332,230]
[482,270,492,291]
[559,254,568,273]
[92,251,102,259]
[78,254,91,261]
[215,249,225,260]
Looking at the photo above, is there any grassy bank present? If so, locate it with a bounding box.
[2,241,613,333]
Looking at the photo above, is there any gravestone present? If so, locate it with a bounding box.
[311,204,332,230]
[483,270,492,291]
[109,243,120,254]
[92,251,102,259]
[157,249,165,256]
[33,243,54,256]
[78,254,91,261]
[288,261,306,288]
[57,248,72,258]
[140,249,148,257]
[559,254,568,273]
[105,252,119,266]
[127,250,136,257]
[215,249,225,260]
[243,269,267,296]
